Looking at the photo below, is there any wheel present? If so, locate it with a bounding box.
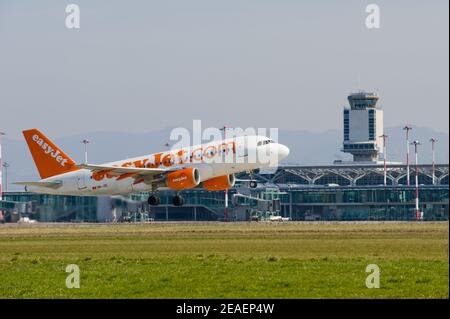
[172,195,184,206]
[249,180,257,188]
[148,195,160,206]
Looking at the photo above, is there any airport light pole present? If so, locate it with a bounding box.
[430,138,438,185]
[380,134,388,186]
[220,125,229,221]
[411,140,421,220]
[2,162,9,192]
[403,126,412,186]
[81,139,90,164]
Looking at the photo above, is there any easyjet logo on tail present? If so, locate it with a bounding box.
[23,128,78,179]
[32,134,69,167]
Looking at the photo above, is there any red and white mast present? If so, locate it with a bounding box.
[411,140,421,220]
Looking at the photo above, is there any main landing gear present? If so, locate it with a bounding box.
[172,194,184,206]
[148,194,160,206]
[147,194,185,206]
[247,170,258,188]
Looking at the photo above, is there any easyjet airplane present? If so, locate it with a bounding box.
[16,129,289,206]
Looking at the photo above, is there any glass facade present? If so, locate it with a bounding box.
[273,174,310,185]
[278,186,448,221]
[3,193,98,222]
[397,174,433,186]
[368,109,375,140]
[343,143,376,150]
[315,174,351,186]
[283,187,448,204]
[343,109,349,141]
[355,173,393,185]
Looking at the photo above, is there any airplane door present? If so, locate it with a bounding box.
[237,137,248,161]
[77,173,87,190]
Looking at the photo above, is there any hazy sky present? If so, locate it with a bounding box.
[0,0,448,138]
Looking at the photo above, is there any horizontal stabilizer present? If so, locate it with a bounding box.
[15,181,63,189]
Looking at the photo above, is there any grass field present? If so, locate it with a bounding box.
[0,222,448,298]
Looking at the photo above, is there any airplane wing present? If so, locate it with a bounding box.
[14,181,63,189]
[76,163,168,175]
[76,163,172,182]
[14,165,173,189]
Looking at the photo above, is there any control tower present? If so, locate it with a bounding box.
[342,92,384,162]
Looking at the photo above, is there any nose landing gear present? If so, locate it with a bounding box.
[246,170,258,188]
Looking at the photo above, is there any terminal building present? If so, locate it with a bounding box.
[0,92,448,222]
[1,164,448,222]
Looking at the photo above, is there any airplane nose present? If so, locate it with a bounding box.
[278,144,290,160]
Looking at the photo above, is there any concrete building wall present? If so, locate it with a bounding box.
[349,109,370,142]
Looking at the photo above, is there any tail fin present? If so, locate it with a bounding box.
[23,129,78,179]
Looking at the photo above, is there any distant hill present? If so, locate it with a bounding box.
[2,126,448,191]
[278,126,449,165]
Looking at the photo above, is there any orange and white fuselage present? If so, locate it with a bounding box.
[18,129,289,196]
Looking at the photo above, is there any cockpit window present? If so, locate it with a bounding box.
[257,139,275,146]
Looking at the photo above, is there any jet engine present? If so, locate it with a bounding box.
[202,174,236,191]
[167,167,200,190]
